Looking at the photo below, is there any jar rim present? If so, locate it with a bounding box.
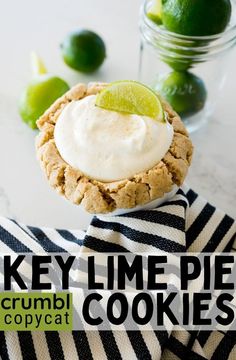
[142,0,236,42]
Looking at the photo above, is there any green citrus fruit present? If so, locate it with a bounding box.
[160,38,208,71]
[160,39,195,71]
[155,71,207,118]
[96,80,165,121]
[61,29,106,73]
[19,75,70,129]
[19,53,69,129]
[147,0,162,25]
[162,0,232,36]
[163,56,191,71]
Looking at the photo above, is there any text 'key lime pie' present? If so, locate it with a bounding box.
[36,81,193,214]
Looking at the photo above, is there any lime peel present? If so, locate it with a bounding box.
[95,80,165,122]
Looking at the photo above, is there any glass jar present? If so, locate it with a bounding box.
[139,0,236,132]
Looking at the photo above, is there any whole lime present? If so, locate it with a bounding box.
[162,0,232,36]
[61,30,106,73]
[19,75,69,129]
[155,71,207,118]
[160,41,194,71]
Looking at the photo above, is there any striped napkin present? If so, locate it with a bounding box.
[0,185,235,360]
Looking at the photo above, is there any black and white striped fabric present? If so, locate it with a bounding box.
[0,185,235,360]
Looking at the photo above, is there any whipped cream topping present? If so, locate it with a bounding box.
[54,95,173,182]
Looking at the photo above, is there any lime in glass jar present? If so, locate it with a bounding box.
[139,0,236,132]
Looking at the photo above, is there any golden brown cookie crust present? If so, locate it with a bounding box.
[36,82,193,214]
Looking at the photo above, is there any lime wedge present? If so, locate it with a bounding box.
[31,52,47,76]
[147,0,162,25]
[95,80,165,122]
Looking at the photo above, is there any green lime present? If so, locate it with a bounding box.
[147,0,162,25]
[146,1,211,71]
[162,0,232,36]
[96,80,165,122]
[19,54,70,129]
[160,38,207,71]
[163,56,192,72]
[155,71,207,118]
[61,29,106,73]
[160,39,195,71]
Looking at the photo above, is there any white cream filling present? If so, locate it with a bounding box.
[54,95,173,182]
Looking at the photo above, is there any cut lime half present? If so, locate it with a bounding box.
[147,0,162,25]
[95,80,165,122]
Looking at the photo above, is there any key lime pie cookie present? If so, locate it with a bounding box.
[36,81,193,214]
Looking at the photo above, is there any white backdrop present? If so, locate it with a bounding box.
[0,0,235,229]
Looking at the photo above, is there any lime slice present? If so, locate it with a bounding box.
[31,52,47,76]
[95,80,165,122]
[147,0,162,25]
